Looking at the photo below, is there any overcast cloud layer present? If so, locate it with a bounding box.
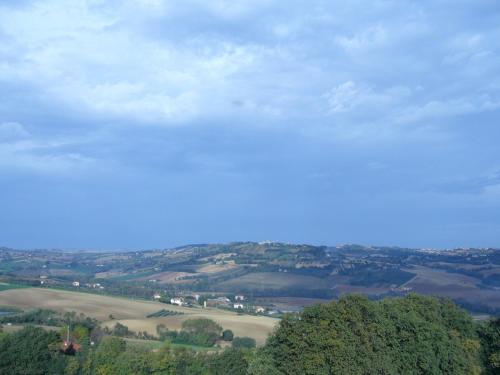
[1,0,499,250]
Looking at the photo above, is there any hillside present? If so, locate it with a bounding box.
[0,242,499,314]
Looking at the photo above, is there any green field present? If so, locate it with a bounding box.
[0,283,30,292]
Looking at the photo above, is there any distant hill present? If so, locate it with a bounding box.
[0,242,499,314]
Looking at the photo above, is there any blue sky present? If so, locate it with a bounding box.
[1,0,499,250]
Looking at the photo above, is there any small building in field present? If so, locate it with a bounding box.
[233,303,244,309]
[72,281,80,287]
[170,297,184,306]
[153,293,162,300]
[235,295,245,301]
[255,306,266,313]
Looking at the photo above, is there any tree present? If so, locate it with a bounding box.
[265,294,482,374]
[232,336,256,349]
[92,337,126,374]
[179,318,223,346]
[222,329,234,341]
[247,350,281,375]
[479,317,500,374]
[111,322,131,337]
[64,357,80,375]
[0,326,67,375]
[210,348,248,375]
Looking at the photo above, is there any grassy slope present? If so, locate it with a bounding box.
[0,287,277,345]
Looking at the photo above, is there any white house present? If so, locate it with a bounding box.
[233,303,244,309]
[72,281,80,287]
[255,306,266,313]
[235,295,245,301]
[153,293,162,300]
[170,297,184,306]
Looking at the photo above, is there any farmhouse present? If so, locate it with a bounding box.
[170,297,184,306]
[235,295,245,301]
[255,306,266,313]
[153,293,162,300]
[72,281,80,287]
[234,303,244,309]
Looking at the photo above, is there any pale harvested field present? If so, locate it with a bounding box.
[0,288,278,345]
[105,310,277,345]
[197,263,238,274]
[136,271,197,283]
[200,253,236,262]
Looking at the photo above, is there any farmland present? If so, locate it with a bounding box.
[0,242,499,314]
[216,272,329,291]
[0,288,277,345]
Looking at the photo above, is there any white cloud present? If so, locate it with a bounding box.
[0,1,286,124]
[0,0,499,135]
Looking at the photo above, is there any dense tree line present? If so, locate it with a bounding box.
[0,294,498,374]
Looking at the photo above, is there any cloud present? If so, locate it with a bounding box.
[0,122,95,174]
[0,1,500,248]
[1,0,499,132]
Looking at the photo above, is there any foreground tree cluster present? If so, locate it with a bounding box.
[0,294,498,374]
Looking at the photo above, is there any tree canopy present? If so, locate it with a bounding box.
[265,294,482,374]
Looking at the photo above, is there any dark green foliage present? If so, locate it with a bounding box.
[479,317,500,374]
[84,336,127,374]
[0,308,57,325]
[0,309,99,331]
[247,350,281,375]
[178,318,223,346]
[157,318,223,347]
[110,322,131,337]
[0,295,497,374]
[266,294,482,374]
[222,329,234,341]
[232,336,256,349]
[0,326,67,375]
[210,348,248,375]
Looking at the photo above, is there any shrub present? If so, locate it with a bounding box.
[222,329,234,341]
[232,336,256,349]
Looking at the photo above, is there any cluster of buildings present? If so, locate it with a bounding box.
[71,281,104,290]
[157,292,268,314]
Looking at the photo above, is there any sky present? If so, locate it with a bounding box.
[0,0,499,250]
